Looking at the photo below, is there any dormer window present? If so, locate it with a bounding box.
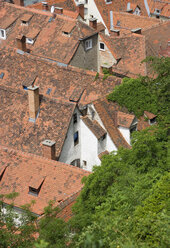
[28,178,45,197]
[26,38,34,44]
[105,0,112,3]
[0,29,6,40]
[21,14,33,26]
[149,117,156,125]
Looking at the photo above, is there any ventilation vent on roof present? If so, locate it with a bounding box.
[0,72,4,79]
[28,178,45,197]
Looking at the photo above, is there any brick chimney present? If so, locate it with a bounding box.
[110,28,120,37]
[54,7,63,14]
[42,140,56,160]
[27,85,39,121]
[42,2,48,11]
[14,0,24,6]
[16,35,27,52]
[77,4,84,19]
[131,28,142,34]
[89,17,97,30]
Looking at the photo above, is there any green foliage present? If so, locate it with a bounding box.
[107,57,170,120]
[107,77,158,117]
[94,72,99,81]
[37,201,68,248]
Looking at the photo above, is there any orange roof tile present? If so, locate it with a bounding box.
[117,111,135,128]
[21,13,33,22]
[93,98,131,149]
[0,146,89,215]
[144,111,157,120]
[81,116,106,139]
[98,150,109,160]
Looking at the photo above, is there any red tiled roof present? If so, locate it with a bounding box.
[0,84,76,158]
[81,116,106,139]
[147,0,170,18]
[93,98,131,149]
[0,146,89,215]
[28,0,76,12]
[98,150,109,160]
[0,3,98,64]
[117,111,135,128]
[0,48,120,106]
[144,111,157,120]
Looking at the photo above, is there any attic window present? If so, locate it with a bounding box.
[0,29,6,40]
[63,31,69,36]
[28,179,44,197]
[150,117,156,125]
[116,20,120,26]
[85,39,92,51]
[99,42,105,51]
[105,0,112,3]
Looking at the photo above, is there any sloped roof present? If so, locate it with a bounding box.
[0,85,75,158]
[93,98,131,149]
[117,111,135,128]
[144,111,157,119]
[81,116,106,139]
[0,3,98,64]
[147,0,170,18]
[0,146,89,215]
[27,0,76,12]
[0,48,120,106]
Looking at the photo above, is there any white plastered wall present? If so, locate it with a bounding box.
[59,107,81,165]
[118,126,130,145]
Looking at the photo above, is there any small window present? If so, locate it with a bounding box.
[99,42,105,51]
[29,187,40,196]
[101,134,106,141]
[74,131,79,146]
[0,29,6,40]
[70,159,80,168]
[73,113,77,124]
[83,160,87,166]
[105,0,112,3]
[130,125,137,135]
[150,117,156,125]
[85,39,92,51]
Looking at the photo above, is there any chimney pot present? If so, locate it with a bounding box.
[77,3,84,19]
[42,140,56,160]
[27,85,39,121]
[89,17,97,30]
[54,7,63,15]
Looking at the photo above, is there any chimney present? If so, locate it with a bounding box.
[42,2,48,11]
[89,17,97,30]
[131,28,142,34]
[15,0,24,6]
[16,35,27,52]
[27,85,39,121]
[42,140,56,160]
[110,28,120,37]
[77,3,84,19]
[54,7,63,15]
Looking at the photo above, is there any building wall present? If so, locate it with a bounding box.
[98,35,117,71]
[118,126,131,145]
[70,34,98,71]
[59,107,81,166]
[80,119,101,171]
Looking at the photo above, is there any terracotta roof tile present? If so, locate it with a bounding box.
[81,116,106,139]
[117,112,135,128]
[0,146,89,215]
[26,28,40,39]
[98,150,109,160]
[21,13,33,22]
[144,111,157,120]
[0,15,18,29]
[93,98,131,149]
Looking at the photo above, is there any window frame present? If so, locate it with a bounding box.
[74,131,79,146]
[99,42,105,51]
[85,39,92,51]
[0,29,6,40]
